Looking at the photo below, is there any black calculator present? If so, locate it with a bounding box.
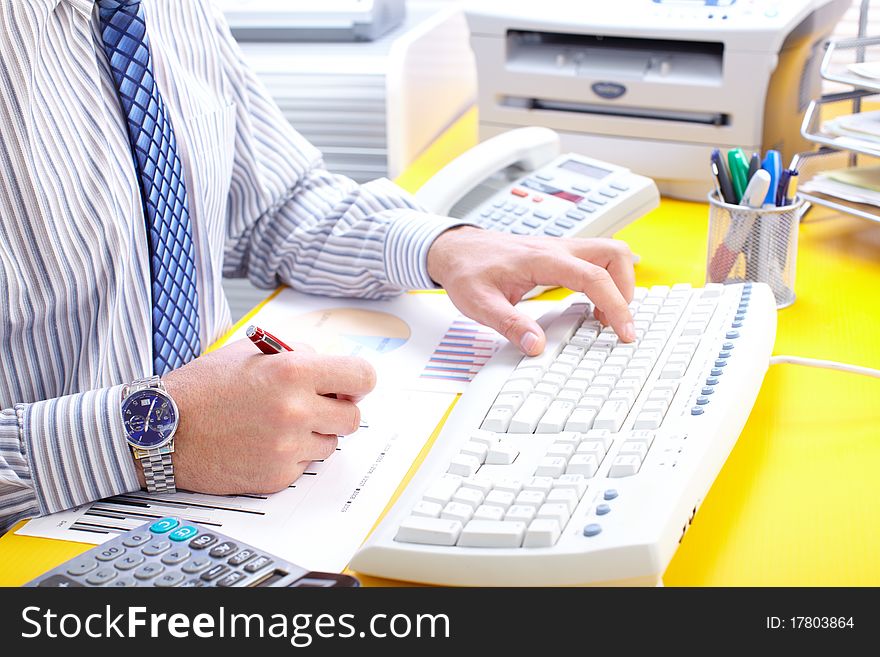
[25,517,359,588]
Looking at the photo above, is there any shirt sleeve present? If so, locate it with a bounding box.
[210,6,472,297]
[0,386,140,534]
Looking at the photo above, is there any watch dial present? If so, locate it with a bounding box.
[122,389,177,448]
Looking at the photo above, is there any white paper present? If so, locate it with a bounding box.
[17,389,455,573]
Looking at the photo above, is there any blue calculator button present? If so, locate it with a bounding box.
[150,517,179,534]
[169,525,199,542]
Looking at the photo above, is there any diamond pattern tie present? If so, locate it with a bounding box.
[98,0,201,375]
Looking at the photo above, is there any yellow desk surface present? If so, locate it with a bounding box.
[2,109,879,587]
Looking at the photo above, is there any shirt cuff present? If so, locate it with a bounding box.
[20,385,140,515]
[384,211,478,290]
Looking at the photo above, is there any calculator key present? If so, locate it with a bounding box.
[66,558,98,576]
[154,572,186,588]
[200,564,230,582]
[108,578,137,587]
[95,545,125,562]
[228,548,257,567]
[181,579,206,588]
[134,563,165,580]
[244,556,274,574]
[161,548,191,566]
[114,554,146,571]
[181,557,213,574]
[209,541,238,558]
[86,568,118,585]
[149,517,179,534]
[37,574,84,587]
[169,525,199,542]
[122,532,152,548]
[189,533,218,550]
[217,571,249,587]
[141,540,171,556]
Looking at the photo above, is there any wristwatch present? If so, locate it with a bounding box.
[121,376,179,494]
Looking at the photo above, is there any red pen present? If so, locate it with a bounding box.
[246,325,293,354]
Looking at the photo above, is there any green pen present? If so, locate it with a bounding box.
[727,148,750,203]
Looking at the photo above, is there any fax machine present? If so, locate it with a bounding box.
[465,0,850,200]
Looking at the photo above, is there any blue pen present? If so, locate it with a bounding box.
[761,150,781,206]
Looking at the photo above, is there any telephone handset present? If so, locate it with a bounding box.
[416,126,659,243]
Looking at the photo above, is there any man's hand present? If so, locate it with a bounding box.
[151,339,376,495]
[427,227,636,356]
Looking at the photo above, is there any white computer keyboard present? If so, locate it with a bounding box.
[351,282,777,586]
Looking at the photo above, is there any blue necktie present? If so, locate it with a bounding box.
[97,0,201,375]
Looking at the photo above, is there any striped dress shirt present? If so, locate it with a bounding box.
[0,0,466,533]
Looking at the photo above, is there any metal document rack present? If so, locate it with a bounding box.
[798,2,880,224]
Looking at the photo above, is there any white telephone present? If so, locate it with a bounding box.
[416,126,659,241]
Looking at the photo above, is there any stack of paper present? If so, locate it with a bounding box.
[800,164,880,207]
[821,110,880,156]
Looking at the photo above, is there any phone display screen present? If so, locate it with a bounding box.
[521,178,584,203]
[559,159,612,180]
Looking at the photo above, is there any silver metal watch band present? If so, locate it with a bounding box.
[144,451,176,493]
[125,375,176,494]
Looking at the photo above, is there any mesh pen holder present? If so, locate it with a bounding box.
[706,191,802,309]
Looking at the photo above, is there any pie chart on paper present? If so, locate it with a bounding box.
[288,308,411,357]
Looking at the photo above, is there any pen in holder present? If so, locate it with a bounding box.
[706,191,802,309]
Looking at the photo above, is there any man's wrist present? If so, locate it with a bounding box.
[426,224,483,288]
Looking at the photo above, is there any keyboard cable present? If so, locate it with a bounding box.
[769,355,880,379]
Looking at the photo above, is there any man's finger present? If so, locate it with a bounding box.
[309,395,362,436]
[458,287,546,355]
[530,253,635,342]
[308,355,377,397]
[566,238,635,305]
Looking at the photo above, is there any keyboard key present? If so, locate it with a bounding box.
[554,474,588,498]
[536,400,575,433]
[594,400,629,432]
[481,407,513,432]
[452,487,485,509]
[564,407,596,432]
[523,518,562,547]
[566,454,599,478]
[618,441,648,459]
[660,362,687,379]
[460,441,488,462]
[536,503,571,529]
[460,477,494,495]
[485,443,519,465]
[448,454,482,477]
[395,516,462,546]
[515,490,547,508]
[458,520,526,548]
[633,411,663,430]
[483,490,516,510]
[423,478,461,506]
[473,504,505,521]
[546,488,579,514]
[441,502,474,524]
[534,456,567,477]
[608,455,642,477]
[412,500,443,518]
[584,429,614,451]
[493,479,524,495]
[523,476,554,493]
[546,442,575,459]
[576,440,605,460]
[509,393,552,433]
[505,505,537,524]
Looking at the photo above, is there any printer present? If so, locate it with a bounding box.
[216,0,406,42]
[465,0,851,200]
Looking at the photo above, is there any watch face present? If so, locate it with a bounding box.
[122,389,178,449]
